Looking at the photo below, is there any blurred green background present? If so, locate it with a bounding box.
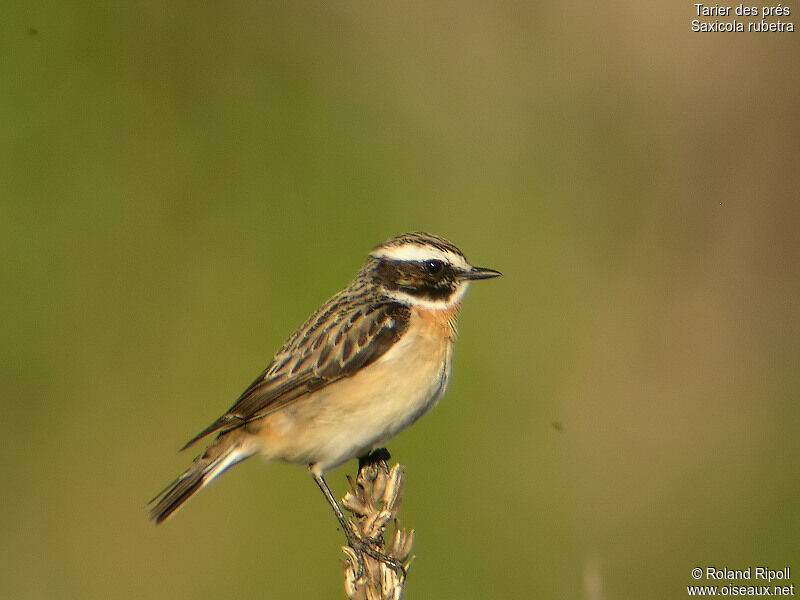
[2,3,798,599]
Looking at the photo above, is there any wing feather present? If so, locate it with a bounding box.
[181,297,410,450]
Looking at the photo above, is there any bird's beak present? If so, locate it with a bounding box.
[463,266,502,280]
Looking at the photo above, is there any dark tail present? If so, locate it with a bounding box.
[149,436,253,524]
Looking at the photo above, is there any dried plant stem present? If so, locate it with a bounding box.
[340,457,415,600]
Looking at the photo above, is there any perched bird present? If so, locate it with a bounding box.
[149,232,500,563]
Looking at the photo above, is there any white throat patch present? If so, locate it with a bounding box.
[384,281,471,310]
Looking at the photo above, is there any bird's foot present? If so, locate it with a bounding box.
[345,530,406,579]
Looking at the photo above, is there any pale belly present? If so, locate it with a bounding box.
[256,309,455,472]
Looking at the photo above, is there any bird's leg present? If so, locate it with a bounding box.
[310,466,405,577]
[311,470,358,541]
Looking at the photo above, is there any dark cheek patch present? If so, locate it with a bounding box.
[374,258,458,301]
[399,282,455,301]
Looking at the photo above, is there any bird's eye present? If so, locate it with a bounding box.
[424,259,444,274]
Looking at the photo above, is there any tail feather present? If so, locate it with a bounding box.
[149,437,253,524]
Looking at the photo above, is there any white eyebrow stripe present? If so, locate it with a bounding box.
[370,244,470,270]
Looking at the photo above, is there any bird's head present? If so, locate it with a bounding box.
[366,232,501,309]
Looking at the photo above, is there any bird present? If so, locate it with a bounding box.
[149,231,500,565]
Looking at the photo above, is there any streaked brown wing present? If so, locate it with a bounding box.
[181,298,411,450]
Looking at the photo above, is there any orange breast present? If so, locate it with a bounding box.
[412,303,460,342]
